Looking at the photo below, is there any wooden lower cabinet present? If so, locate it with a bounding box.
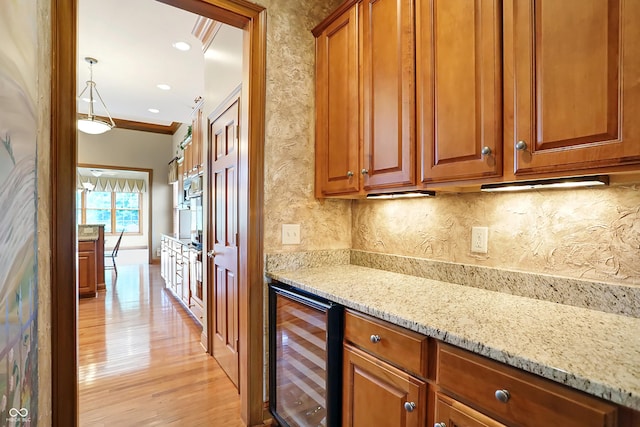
[434,393,507,427]
[436,342,618,427]
[342,343,427,427]
[78,241,97,298]
[340,309,637,427]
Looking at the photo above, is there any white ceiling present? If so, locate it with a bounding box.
[78,0,242,127]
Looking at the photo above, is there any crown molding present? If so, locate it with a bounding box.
[192,16,222,52]
[77,114,183,135]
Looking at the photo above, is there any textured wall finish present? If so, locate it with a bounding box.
[260,0,351,253]
[352,185,640,286]
[0,0,40,424]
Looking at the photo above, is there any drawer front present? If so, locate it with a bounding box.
[437,343,617,427]
[344,310,428,377]
[78,241,95,251]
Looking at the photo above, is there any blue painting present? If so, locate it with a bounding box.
[0,0,39,425]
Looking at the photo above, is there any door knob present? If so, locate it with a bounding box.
[207,250,219,258]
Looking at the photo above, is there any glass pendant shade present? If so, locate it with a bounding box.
[77,118,113,134]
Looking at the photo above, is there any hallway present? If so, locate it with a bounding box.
[78,264,243,426]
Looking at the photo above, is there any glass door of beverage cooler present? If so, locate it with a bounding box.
[269,284,343,427]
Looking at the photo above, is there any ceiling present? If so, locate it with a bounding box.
[78,0,242,127]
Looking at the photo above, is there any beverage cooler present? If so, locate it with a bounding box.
[269,283,343,427]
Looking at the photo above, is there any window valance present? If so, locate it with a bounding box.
[77,174,147,193]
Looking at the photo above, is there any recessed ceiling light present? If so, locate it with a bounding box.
[148,108,160,114]
[157,84,171,91]
[172,41,191,51]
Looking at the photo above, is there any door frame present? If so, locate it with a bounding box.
[50,0,266,425]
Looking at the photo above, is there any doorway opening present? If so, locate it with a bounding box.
[51,0,266,425]
[77,164,153,267]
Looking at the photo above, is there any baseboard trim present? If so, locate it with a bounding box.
[200,331,208,352]
[262,401,274,426]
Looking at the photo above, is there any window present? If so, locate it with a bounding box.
[77,190,142,234]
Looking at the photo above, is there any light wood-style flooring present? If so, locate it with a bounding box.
[78,264,244,426]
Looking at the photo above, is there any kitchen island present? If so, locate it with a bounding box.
[77,224,105,297]
[266,260,640,417]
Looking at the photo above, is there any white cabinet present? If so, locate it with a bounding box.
[160,235,202,326]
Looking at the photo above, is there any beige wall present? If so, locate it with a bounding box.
[260,0,351,253]
[352,185,640,286]
[78,128,173,259]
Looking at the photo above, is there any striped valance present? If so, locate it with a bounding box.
[77,174,147,193]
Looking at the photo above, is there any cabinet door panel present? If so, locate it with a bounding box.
[418,0,502,182]
[78,249,96,297]
[505,0,640,175]
[343,344,426,427]
[315,7,359,196]
[434,394,507,427]
[361,0,415,190]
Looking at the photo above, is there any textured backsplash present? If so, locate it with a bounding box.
[352,185,640,286]
[261,0,351,254]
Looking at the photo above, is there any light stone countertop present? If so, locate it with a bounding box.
[266,264,640,411]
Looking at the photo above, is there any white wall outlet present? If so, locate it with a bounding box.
[282,224,301,245]
[471,226,488,254]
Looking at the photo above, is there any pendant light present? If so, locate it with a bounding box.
[77,57,116,135]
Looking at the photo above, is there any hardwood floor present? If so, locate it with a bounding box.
[78,264,244,426]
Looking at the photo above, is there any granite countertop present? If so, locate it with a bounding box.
[267,264,640,411]
[78,224,102,241]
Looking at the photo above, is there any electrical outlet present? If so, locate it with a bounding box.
[471,227,488,254]
[282,224,301,245]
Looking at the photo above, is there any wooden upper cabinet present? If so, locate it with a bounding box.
[315,5,360,197]
[504,0,640,176]
[361,0,415,190]
[188,107,204,178]
[417,0,502,183]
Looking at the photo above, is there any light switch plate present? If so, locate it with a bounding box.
[471,226,488,254]
[282,224,301,245]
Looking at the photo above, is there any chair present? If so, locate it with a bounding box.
[105,230,124,276]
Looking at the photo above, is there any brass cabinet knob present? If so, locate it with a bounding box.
[434,423,447,427]
[481,146,492,156]
[369,334,381,343]
[515,140,528,151]
[404,402,416,412]
[347,170,354,177]
[495,389,510,403]
[361,168,369,175]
